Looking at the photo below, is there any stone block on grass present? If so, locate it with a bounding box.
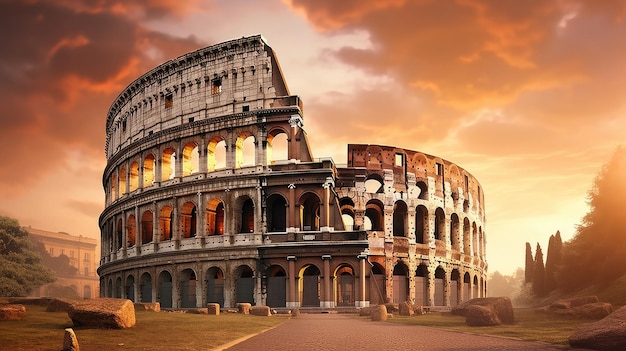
[250,306,271,316]
[207,303,220,315]
[371,305,388,322]
[0,304,26,321]
[68,298,135,329]
[134,302,160,312]
[237,303,251,315]
[47,298,78,312]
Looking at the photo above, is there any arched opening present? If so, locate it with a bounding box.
[129,161,139,192]
[159,206,173,240]
[463,217,471,255]
[111,173,118,200]
[393,201,408,237]
[300,265,320,307]
[415,205,428,244]
[434,208,445,240]
[364,175,384,193]
[125,275,135,302]
[143,154,155,187]
[115,277,122,298]
[434,267,446,306]
[265,265,287,308]
[141,210,153,244]
[267,130,288,164]
[392,262,409,303]
[473,275,479,298]
[365,200,384,231]
[161,147,176,180]
[107,278,113,297]
[206,198,225,235]
[180,268,197,308]
[119,166,127,195]
[207,137,226,171]
[236,133,255,168]
[235,265,255,304]
[416,181,428,200]
[479,227,484,259]
[127,214,136,247]
[140,272,152,302]
[180,202,197,238]
[472,222,478,257]
[267,194,287,232]
[116,218,123,249]
[239,198,255,233]
[335,265,355,307]
[182,142,199,176]
[451,269,461,306]
[450,213,460,250]
[369,262,386,305]
[206,267,225,306]
[415,264,428,306]
[158,270,173,309]
[339,197,355,230]
[83,285,91,299]
[299,193,320,231]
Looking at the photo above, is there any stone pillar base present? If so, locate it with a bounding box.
[286,302,300,309]
[355,301,370,308]
[320,301,335,308]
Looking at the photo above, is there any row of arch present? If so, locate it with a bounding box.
[101,261,485,308]
[106,128,289,203]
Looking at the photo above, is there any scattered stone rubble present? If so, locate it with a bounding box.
[68,298,136,329]
[451,297,514,326]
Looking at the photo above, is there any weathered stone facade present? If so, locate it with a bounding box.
[98,35,487,310]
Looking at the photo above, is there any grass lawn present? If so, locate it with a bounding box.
[1,305,288,351]
[385,308,600,345]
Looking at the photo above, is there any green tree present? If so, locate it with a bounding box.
[558,146,626,290]
[532,243,546,297]
[0,216,55,296]
[524,242,534,284]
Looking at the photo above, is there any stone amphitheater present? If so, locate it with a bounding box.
[98,35,487,310]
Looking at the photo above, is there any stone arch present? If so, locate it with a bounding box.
[207,136,226,171]
[415,205,428,244]
[180,201,197,238]
[463,272,471,301]
[141,210,153,244]
[206,267,225,306]
[236,131,255,168]
[111,173,118,200]
[434,266,446,306]
[182,141,199,176]
[448,164,461,204]
[267,128,289,164]
[115,277,122,298]
[299,192,320,231]
[83,285,91,299]
[411,152,429,178]
[107,278,113,297]
[414,264,429,306]
[392,262,410,303]
[472,222,478,256]
[267,194,287,232]
[463,217,471,255]
[364,199,384,231]
[125,274,136,302]
[140,272,152,302]
[206,198,225,235]
[158,270,173,309]
[473,275,479,298]
[129,161,140,192]
[159,205,173,240]
[116,218,123,249]
[434,208,445,240]
[393,200,408,237]
[127,214,136,247]
[450,213,460,250]
[365,145,383,169]
[235,265,255,304]
[143,153,155,187]
[451,269,460,306]
[364,173,384,193]
[335,264,355,307]
[180,268,197,308]
[161,147,176,180]
[119,165,127,195]
[300,264,321,307]
[339,197,355,230]
[237,197,255,233]
[265,265,287,308]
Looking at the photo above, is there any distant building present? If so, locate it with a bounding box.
[25,226,99,298]
[98,35,487,309]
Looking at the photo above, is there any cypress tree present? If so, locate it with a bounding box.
[524,242,534,284]
[545,233,558,293]
[532,243,546,297]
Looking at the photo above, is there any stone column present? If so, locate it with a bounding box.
[286,256,298,308]
[134,206,140,255]
[321,255,333,308]
[287,184,297,235]
[152,201,159,252]
[121,211,127,258]
[356,254,369,307]
[444,269,451,307]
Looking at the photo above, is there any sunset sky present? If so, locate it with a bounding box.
[1,0,625,275]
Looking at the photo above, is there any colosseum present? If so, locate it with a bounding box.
[98,35,487,310]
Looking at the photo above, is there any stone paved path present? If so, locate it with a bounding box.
[219,313,585,351]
